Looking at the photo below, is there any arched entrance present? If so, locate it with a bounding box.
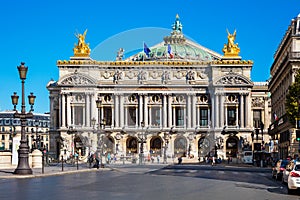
[198,137,210,158]
[103,136,114,154]
[174,137,187,157]
[226,136,239,158]
[150,137,162,156]
[126,136,137,156]
[74,135,85,156]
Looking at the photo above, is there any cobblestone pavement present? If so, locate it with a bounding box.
[0,160,270,179]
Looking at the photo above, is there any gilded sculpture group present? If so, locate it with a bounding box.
[73,27,240,58]
[73,29,91,57]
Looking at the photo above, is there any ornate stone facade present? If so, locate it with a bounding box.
[47,16,270,163]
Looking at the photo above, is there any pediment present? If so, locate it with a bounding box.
[58,72,96,86]
[215,72,252,86]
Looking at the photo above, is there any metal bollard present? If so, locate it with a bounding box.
[77,156,79,170]
[42,152,44,174]
[61,155,64,171]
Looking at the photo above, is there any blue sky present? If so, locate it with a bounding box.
[0,0,299,113]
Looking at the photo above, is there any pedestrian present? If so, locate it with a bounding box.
[157,155,160,164]
[178,156,182,165]
[151,155,154,163]
[211,156,215,166]
[107,153,111,164]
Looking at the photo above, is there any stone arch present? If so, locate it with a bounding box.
[74,135,84,156]
[103,135,114,154]
[126,136,137,155]
[226,136,239,158]
[198,136,211,158]
[150,136,162,156]
[174,136,187,157]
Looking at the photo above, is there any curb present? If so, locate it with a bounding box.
[0,168,111,179]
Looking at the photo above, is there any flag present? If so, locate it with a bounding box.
[168,44,174,58]
[274,113,278,121]
[143,43,151,57]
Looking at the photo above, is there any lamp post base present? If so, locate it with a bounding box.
[13,144,33,175]
[14,168,33,175]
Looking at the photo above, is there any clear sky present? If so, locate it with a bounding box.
[0,0,299,113]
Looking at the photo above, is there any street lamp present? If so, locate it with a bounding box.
[11,62,36,175]
[95,97,107,168]
[138,121,146,165]
[163,132,170,164]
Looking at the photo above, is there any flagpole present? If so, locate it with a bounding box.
[166,44,168,61]
[143,41,144,62]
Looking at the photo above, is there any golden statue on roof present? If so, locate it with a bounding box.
[222,29,240,58]
[73,29,91,57]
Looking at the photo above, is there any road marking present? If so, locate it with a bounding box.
[218,171,225,174]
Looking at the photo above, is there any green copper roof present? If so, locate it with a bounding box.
[126,15,222,62]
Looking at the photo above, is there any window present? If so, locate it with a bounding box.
[127,107,136,126]
[253,110,261,128]
[74,106,83,125]
[200,108,208,126]
[104,107,112,126]
[227,107,236,126]
[1,135,4,140]
[175,107,184,126]
[151,107,161,126]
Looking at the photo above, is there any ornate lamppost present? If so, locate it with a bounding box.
[95,97,106,167]
[138,121,146,165]
[163,132,170,164]
[11,62,36,175]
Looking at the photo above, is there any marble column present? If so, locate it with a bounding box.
[139,94,143,125]
[245,93,250,128]
[144,95,148,127]
[61,93,66,127]
[215,94,219,128]
[220,94,224,128]
[187,94,191,128]
[168,95,172,127]
[114,95,119,128]
[66,94,71,127]
[163,95,167,128]
[192,95,197,128]
[240,94,244,128]
[120,95,124,128]
[85,94,90,127]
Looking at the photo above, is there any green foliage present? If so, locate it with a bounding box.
[286,71,300,125]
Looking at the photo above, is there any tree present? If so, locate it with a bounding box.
[286,70,300,125]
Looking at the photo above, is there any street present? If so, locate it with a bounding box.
[0,164,298,200]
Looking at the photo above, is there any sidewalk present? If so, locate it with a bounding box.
[0,160,170,179]
[0,163,107,179]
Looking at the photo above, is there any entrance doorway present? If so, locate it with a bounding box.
[126,136,137,156]
[150,137,162,156]
[174,137,187,157]
[198,137,210,158]
[226,136,238,158]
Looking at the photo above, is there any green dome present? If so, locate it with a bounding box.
[126,15,222,62]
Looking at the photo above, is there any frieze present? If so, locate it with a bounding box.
[215,73,251,86]
[252,97,264,107]
[125,70,136,79]
[60,73,95,86]
[102,71,113,79]
[149,71,161,79]
[174,71,184,79]
[70,94,85,103]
